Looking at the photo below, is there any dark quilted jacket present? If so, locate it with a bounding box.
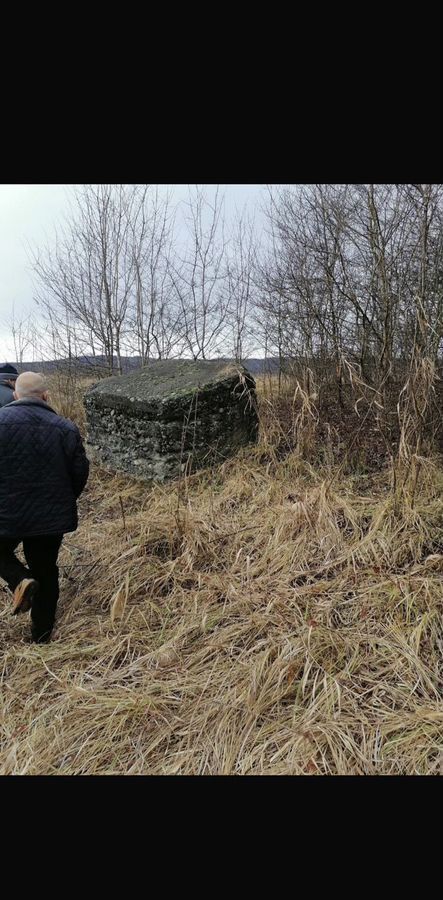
[0,383,14,408]
[0,399,89,537]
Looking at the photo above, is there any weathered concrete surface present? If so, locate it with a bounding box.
[84,360,259,481]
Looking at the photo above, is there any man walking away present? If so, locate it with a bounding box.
[0,372,89,643]
[0,364,19,407]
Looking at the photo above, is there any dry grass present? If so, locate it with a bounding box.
[1,378,443,775]
[45,373,95,435]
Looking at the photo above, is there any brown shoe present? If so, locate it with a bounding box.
[12,578,39,615]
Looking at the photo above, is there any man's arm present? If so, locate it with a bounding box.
[65,427,90,498]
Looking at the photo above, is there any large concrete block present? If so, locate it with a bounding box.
[84,360,259,481]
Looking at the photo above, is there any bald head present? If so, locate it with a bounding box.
[14,372,49,402]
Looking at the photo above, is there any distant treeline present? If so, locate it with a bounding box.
[6,356,283,377]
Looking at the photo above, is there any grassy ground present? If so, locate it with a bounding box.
[1,376,442,775]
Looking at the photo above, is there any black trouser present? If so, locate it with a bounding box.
[0,535,63,642]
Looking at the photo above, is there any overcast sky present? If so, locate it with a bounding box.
[0,184,266,362]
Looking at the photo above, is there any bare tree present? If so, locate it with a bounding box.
[261,183,443,361]
[8,306,39,365]
[128,186,183,362]
[31,184,147,374]
[226,211,258,362]
[169,186,229,359]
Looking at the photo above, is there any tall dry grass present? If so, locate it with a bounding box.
[0,375,442,775]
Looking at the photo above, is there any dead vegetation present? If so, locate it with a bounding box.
[0,375,443,775]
